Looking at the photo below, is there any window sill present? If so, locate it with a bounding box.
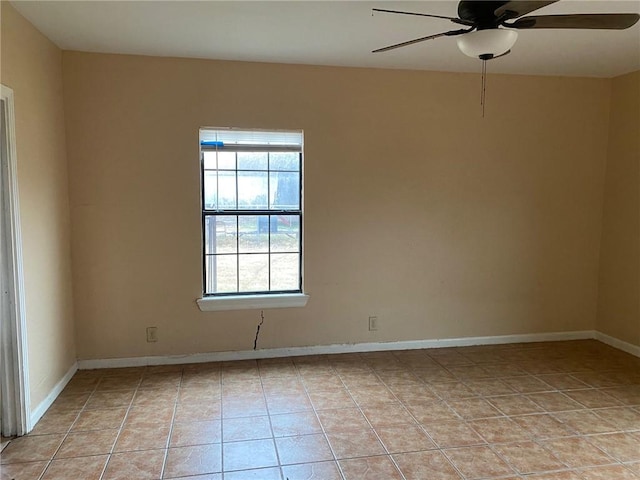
[196,293,309,312]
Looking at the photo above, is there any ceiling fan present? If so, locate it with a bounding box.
[372,1,640,60]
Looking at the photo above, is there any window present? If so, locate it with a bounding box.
[198,128,306,310]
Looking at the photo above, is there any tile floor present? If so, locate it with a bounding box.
[1,340,639,479]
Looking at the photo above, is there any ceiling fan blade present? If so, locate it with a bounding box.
[494,1,559,20]
[508,13,640,30]
[372,8,473,26]
[372,28,473,53]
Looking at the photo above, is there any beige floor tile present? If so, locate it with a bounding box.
[422,420,485,448]
[579,465,638,479]
[317,408,370,433]
[563,389,622,408]
[223,438,278,471]
[271,411,322,437]
[526,392,586,412]
[524,471,582,479]
[134,389,179,407]
[326,430,385,459]
[469,417,531,443]
[534,374,589,391]
[348,386,397,407]
[339,455,403,479]
[308,389,356,410]
[593,406,640,431]
[139,372,182,390]
[47,392,90,412]
[540,437,615,468]
[0,460,47,480]
[281,461,343,480]
[393,450,461,480]
[587,432,640,462]
[102,449,165,480]
[464,378,515,396]
[55,429,118,458]
[492,441,566,474]
[114,424,170,452]
[85,390,135,409]
[360,403,416,428]
[164,444,222,477]
[124,405,175,427]
[28,411,79,436]
[265,393,312,415]
[488,394,545,416]
[554,410,618,435]
[64,376,101,393]
[627,461,640,476]
[511,413,574,439]
[41,455,108,480]
[413,368,456,384]
[300,374,344,393]
[96,374,142,391]
[222,415,272,442]
[604,386,640,406]
[444,445,515,479]
[502,375,555,394]
[71,407,127,431]
[446,397,503,420]
[223,466,282,480]
[447,365,494,380]
[428,382,476,400]
[174,401,222,422]
[169,420,221,447]
[389,384,440,404]
[374,424,436,454]
[275,434,334,465]
[406,401,459,424]
[0,434,64,464]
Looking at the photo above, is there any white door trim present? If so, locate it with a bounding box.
[1,84,31,436]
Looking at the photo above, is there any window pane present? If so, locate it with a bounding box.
[205,215,237,254]
[270,254,299,291]
[203,171,217,209]
[203,152,217,170]
[218,171,237,209]
[270,172,300,210]
[238,216,268,253]
[270,152,299,171]
[238,171,268,209]
[270,215,299,253]
[218,151,236,170]
[206,254,238,294]
[237,152,268,171]
[239,254,269,292]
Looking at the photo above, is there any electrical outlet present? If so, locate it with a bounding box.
[146,327,158,343]
[368,316,378,331]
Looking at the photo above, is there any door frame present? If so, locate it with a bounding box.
[1,84,30,437]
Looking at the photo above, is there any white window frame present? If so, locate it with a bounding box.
[197,128,308,312]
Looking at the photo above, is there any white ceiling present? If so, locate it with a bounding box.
[10,0,640,78]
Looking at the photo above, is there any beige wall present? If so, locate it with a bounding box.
[0,3,76,408]
[597,71,640,347]
[62,51,611,361]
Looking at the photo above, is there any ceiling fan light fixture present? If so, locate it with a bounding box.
[456,28,518,58]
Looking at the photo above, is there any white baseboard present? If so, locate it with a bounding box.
[595,331,640,358]
[77,330,596,370]
[30,362,78,429]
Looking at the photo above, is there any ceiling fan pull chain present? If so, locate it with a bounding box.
[480,59,487,118]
